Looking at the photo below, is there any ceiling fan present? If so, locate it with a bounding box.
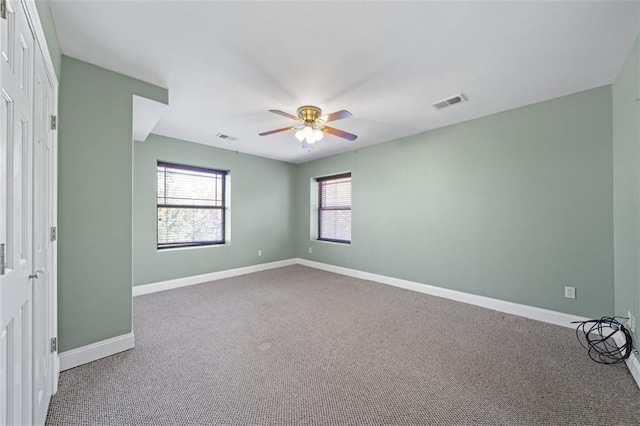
[259,105,357,148]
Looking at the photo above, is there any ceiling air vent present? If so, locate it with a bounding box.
[431,93,467,110]
[216,133,237,141]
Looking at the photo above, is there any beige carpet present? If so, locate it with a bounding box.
[46,265,640,425]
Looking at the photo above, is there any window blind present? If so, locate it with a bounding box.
[317,173,351,243]
[157,162,227,249]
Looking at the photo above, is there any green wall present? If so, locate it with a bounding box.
[295,86,614,318]
[613,35,640,342]
[58,56,168,352]
[34,0,61,79]
[133,134,296,285]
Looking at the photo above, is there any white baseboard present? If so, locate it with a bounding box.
[77,258,638,388]
[612,331,640,389]
[296,258,588,329]
[59,332,135,371]
[62,260,296,371]
[625,350,640,388]
[297,259,640,388]
[133,258,297,297]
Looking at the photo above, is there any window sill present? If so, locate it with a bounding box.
[314,239,351,246]
[157,243,230,253]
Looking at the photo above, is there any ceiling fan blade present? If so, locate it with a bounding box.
[269,109,300,121]
[322,126,358,141]
[259,126,296,136]
[323,110,353,123]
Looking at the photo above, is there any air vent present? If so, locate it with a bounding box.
[431,93,467,110]
[216,133,237,141]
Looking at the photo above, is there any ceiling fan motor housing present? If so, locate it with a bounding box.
[297,105,322,124]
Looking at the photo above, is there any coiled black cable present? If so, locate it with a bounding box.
[572,316,634,364]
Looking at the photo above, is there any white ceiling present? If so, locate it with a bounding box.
[50,0,640,164]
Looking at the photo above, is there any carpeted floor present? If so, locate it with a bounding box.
[46,265,640,425]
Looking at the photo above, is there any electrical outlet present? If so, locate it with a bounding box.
[564,286,576,299]
[308,247,312,254]
[257,250,262,257]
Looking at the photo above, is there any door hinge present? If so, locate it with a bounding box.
[50,115,57,130]
[0,243,5,275]
[50,226,57,242]
[51,337,57,353]
[1,0,6,20]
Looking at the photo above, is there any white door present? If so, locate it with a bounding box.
[31,42,54,425]
[0,0,34,424]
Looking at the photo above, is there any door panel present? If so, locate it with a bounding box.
[32,44,54,425]
[0,0,34,424]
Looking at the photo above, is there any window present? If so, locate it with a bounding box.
[157,162,227,249]
[317,172,352,243]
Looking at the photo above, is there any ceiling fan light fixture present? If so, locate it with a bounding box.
[295,130,305,141]
[313,128,323,141]
[303,125,314,138]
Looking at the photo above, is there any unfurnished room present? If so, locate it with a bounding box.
[1,1,640,425]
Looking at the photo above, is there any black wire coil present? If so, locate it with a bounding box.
[572,316,633,364]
